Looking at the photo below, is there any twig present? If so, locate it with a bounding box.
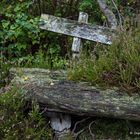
[72,117,90,133]
[40,107,48,114]
[74,127,87,140]
[89,121,96,139]
[111,0,123,29]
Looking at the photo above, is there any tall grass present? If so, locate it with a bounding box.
[68,28,140,93]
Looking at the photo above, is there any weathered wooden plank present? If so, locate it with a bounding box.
[72,12,88,58]
[39,14,116,45]
[9,68,140,121]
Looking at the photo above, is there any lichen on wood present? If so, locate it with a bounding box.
[72,12,88,58]
[10,68,140,121]
[39,14,116,45]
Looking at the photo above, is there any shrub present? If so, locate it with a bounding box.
[0,1,41,58]
[0,86,52,139]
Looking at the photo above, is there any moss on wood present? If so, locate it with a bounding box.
[9,68,140,121]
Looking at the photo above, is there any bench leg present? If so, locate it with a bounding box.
[50,113,73,140]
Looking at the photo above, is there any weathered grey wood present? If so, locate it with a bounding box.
[50,113,72,140]
[10,68,140,121]
[72,12,88,58]
[97,0,117,29]
[39,14,116,45]
[51,114,71,132]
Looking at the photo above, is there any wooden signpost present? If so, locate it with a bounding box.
[39,12,116,58]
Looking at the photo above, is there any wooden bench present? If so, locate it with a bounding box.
[10,67,140,139]
[9,13,140,139]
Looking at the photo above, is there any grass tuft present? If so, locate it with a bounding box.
[68,28,140,94]
[0,86,52,140]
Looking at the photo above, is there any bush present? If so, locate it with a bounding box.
[0,86,52,139]
[0,1,42,58]
[0,1,67,69]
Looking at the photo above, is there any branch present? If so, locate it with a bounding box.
[111,0,123,29]
[97,0,117,29]
[89,121,96,139]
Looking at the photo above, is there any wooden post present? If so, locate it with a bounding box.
[72,12,88,58]
[50,113,73,140]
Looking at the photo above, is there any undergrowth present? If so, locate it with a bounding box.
[68,28,140,94]
[0,57,10,88]
[76,118,140,140]
[0,49,67,88]
[0,86,52,140]
[11,49,67,69]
